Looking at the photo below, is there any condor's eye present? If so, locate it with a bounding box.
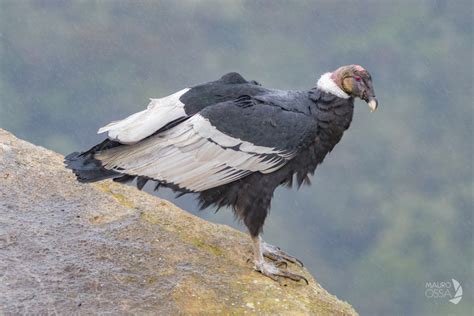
[354,76,361,82]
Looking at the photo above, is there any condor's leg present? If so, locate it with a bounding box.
[241,204,308,284]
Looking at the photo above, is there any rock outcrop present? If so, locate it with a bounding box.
[0,129,357,315]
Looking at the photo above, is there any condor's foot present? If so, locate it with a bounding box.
[262,241,304,267]
[254,261,309,284]
[251,236,308,284]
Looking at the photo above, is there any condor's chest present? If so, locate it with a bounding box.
[312,93,354,141]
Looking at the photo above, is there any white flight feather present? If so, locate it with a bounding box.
[97,88,190,144]
[96,114,293,191]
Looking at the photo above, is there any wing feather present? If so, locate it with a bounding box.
[95,114,292,191]
[97,88,190,144]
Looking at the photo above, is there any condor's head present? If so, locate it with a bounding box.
[317,64,378,112]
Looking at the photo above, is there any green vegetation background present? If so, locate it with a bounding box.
[1,1,472,315]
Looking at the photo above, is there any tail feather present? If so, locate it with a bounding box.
[65,138,183,194]
[65,151,119,182]
[65,139,123,183]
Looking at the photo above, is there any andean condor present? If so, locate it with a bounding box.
[66,65,378,283]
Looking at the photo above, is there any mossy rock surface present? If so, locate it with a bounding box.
[0,129,357,315]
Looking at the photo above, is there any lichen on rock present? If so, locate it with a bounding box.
[0,129,357,315]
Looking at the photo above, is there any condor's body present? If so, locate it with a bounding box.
[66,66,377,282]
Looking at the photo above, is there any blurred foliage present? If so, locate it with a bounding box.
[0,1,472,315]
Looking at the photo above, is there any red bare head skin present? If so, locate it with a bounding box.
[354,65,366,72]
[330,65,368,87]
[330,64,378,111]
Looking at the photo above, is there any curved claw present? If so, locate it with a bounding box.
[274,270,309,285]
[294,257,304,268]
[274,260,288,269]
[259,268,279,282]
[262,242,304,267]
[254,261,308,285]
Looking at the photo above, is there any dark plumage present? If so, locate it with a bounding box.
[65,65,378,282]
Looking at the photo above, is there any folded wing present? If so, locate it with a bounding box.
[95,97,316,192]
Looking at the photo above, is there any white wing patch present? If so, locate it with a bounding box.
[95,114,295,192]
[97,88,190,144]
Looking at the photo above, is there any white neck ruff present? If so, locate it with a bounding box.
[316,73,350,99]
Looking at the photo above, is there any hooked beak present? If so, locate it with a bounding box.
[368,97,378,112]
